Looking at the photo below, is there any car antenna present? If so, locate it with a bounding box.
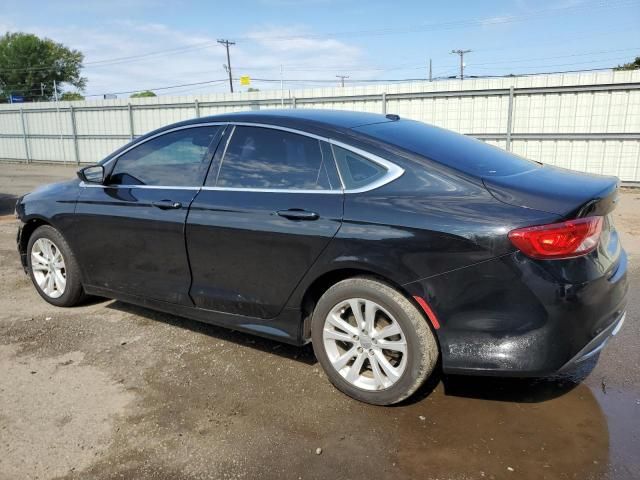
[385,114,400,121]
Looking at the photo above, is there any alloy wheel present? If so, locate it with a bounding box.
[31,238,67,299]
[322,298,408,391]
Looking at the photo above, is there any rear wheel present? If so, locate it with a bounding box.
[311,277,439,405]
[27,225,86,307]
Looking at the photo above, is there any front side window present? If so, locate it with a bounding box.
[214,126,335,190]
[109,126,221,186]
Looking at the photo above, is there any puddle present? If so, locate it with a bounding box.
[378,376,610,480]
[590,386,640,479]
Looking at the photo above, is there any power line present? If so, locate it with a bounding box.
[233,46,639,74]
[469,56,637,72]
[85,40,218,66]
[0,0,636,75]
[147,80,228,96]
[72,15,640,72]
[84,79,227,97]
[9,64,636,101]
[467,47,640,67]
[466,65,639,78]
[4,48,635,98]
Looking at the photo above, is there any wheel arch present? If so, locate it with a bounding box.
[18,217,52,268]
[298,267,441,344]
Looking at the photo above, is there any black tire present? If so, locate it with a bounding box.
[311,277,439,405]
[27,225,86,307]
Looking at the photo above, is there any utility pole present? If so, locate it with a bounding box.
[451,49,471,80]
[218,39,235,93]
[280,64,284,107]
[336,75,349,87]
[428,58,432,82]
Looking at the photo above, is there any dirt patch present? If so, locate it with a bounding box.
[0,345,135,479]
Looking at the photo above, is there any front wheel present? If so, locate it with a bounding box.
[311,277,439,405]
[27,225,86,307]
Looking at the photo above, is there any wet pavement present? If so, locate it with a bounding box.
[0,163,638,479]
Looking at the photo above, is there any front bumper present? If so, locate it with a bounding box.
[16,223,28,272]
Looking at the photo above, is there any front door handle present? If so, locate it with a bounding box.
[276,209,319,221]
[152,200,182,210]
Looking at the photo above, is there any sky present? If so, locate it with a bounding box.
[0,0,638,98]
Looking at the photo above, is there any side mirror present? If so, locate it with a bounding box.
[77,165,105,184]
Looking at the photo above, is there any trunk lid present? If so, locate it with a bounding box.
[482,165,620,219]
[486,165,622,274]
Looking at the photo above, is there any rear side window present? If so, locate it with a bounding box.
[332,145,386,189]
[214,126,336,190]
[354,120,540,177]
[109,126,220,186]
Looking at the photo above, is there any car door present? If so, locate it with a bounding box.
[186,124,344,319]
[71,125,224,305]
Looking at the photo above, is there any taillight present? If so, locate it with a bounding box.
[508,216,603,259]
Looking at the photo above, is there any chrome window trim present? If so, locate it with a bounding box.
[200,186,342,194]
[230,122,329,143]
[80,183,341,195]
[83,121,405,194]
[79,181,200,190]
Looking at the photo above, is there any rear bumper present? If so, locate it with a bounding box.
[557,311,625,373]
[404,248,628,377]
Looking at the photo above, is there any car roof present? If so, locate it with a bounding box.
[101,109,398,165]
[185,109,395,133]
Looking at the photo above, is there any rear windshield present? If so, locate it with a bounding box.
[354,120,540,177]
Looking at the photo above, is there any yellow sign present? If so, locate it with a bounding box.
[240,75,251,86]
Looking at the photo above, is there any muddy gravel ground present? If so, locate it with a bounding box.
[1,163,639,480]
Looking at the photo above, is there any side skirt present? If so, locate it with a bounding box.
[84,285,305,346]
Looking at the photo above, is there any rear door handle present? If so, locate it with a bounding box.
[152,200,182,210]
[276,209,319,221]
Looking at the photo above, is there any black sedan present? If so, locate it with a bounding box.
[15,110,627,405]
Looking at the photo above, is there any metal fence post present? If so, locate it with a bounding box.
[19,107,30,163]
[634,142,640,182]
[128,103,135,140]
[70,105,80,165]
[194,99,200,118]
[382,92,387,115]
[505,86,515,152]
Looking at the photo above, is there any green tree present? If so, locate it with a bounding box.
[614,56,640,71]
[0,32,85,102]
[59,92,84,101]
[130,90,156,98]
[247,87,260,92]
